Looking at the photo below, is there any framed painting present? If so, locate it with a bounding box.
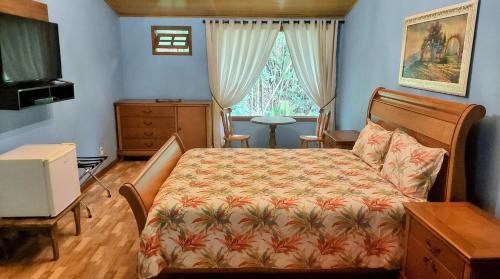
[398,1,478,96]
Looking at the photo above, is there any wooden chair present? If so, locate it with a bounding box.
[221,108,250,148]
[300,109,331,148]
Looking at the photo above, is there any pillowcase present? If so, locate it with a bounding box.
[352,119,393,170]
[381,130,447,200]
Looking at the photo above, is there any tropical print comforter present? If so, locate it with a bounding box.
[138,148,421,278]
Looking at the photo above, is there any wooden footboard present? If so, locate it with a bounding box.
[119,133,185,233]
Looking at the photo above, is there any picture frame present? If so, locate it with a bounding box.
[398,1,478,96]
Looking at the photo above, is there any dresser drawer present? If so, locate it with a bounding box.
[121,128,174,139]
[405,235,456,279]
[410,218,464,278]
[121,139,168,150]
[118,105,175,117]
[120,117,175,128]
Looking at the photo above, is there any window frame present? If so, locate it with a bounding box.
[151,26,192,56]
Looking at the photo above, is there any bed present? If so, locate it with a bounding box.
[120,88,485,278]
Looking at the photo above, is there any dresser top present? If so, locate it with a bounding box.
[404,202,500,261]
[115,99,211,105]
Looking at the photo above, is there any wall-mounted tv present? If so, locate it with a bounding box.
[0,13,62,86]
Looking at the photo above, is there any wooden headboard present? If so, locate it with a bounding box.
[367,87,485,202]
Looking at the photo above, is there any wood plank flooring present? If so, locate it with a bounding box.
[0,161,145,279]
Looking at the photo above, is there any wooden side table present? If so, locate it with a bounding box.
[323,130,359,149]
[251,116,297,148]
[0,194,84,260]
[402,202,500,279]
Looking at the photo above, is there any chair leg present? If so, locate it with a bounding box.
[320,141,324,148]
[245,139,249,148]
[305,141,309,148]
[241,140,245,148]
[300,140,304,148]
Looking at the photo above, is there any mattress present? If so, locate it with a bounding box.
[138,148,421,278]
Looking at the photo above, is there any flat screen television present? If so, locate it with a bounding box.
[0,13,62,86]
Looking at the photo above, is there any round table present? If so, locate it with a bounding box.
[251,116,296,148]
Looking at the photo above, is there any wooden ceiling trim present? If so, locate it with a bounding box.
[105,0,357,18]
[0,0,48,21]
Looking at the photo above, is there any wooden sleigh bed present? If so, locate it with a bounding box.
[120,88,485,278]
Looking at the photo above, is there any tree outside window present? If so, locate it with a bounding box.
[232,32,318,116]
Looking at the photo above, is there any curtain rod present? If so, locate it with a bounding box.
[202,19,344,24]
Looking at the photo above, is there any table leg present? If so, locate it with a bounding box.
[50,224,59,260]
[269,124,277,148]
[0,236,8,260]
[72,202,81,235]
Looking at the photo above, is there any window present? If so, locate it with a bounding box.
[232,32,318,116]
[151,26,192,55]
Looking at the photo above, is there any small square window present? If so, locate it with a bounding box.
[151,26,192,56]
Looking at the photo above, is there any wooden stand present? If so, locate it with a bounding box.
[114,100,212,157]
[323,130,359,149]
[402,202,500,279]
[0,194,84,260]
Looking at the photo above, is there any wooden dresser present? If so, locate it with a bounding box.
[402,202,500,279]
[114,100,211,157]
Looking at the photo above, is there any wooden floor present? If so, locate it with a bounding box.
[0,161,146,279]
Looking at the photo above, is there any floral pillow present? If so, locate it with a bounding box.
[352,119,393,170]
[381,130,447,200]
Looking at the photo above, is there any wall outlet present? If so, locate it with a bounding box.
[99,146,105,156]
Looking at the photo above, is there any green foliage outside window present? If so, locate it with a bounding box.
[232,33,319,116]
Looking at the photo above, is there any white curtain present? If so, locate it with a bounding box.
[283,20,339,130]
[206,20,280,147]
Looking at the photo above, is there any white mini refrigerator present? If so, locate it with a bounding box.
[0,143,81,217]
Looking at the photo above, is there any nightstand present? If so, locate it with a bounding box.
[402,202,500,279]
[323,130,359,149]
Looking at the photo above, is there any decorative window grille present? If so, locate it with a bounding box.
[151,26,192,55]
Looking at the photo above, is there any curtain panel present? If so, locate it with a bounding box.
[283,20,339,130]
[206,20,280,147]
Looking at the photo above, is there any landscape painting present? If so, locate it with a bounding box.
[399,1,478,96]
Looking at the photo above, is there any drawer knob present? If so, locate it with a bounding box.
[423,256,438,274]
[425,239,441,256]
[144,142,153,147]
[144,132,154,137]
[431,263,438,274]
[142,110,152,114]
[144,121,153,126]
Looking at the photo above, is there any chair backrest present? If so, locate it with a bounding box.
[315,109,331,137]
[220,108,233,138]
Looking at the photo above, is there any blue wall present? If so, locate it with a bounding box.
[0,0,124,166]
[119,17,316,148]
[119,18,211,100]
[337,0,500,216]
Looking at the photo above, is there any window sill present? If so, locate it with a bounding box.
[231,116,317,123]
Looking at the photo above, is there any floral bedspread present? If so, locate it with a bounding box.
[138,148,421,278]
